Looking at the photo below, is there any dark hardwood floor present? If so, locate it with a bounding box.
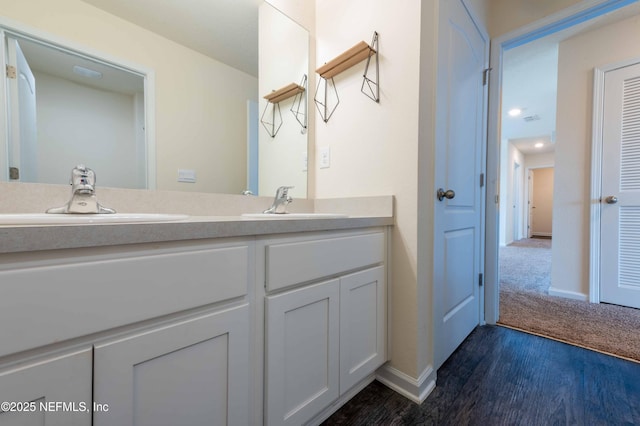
[323,325,640,425]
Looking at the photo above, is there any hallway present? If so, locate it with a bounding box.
[499,237,551,295]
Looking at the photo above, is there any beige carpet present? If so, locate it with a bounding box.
[498,238,640,363]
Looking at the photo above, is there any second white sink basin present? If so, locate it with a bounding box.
[242,213,348,219]
[0,213,190,225]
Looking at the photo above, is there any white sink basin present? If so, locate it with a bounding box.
[241,213,348,219]
[0,213,190,225]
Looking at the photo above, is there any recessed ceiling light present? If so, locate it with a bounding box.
[534,142,544,148]
[508,108,522,117]
[73,65,102,79]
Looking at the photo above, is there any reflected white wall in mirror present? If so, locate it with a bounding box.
[2,33,148,189]
[258,3,309,199]
[0,0,309,197]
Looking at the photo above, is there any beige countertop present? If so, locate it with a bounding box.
[0,214,393,254]
[0,184,394,254]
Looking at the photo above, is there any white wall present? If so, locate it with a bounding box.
[524,151,554,170]
[265,0,317,198]
[34,71,141,189]
[487,0,583,38]
[315,0,422,378]
[554,12,640,297]
[0,0,257,194]
[258,3,309,198]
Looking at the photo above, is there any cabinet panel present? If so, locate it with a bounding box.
[265,280,340,426]
[339,266,386,393]
[265,232,384,291]
[0,244,249,357]
[94,305,249,426]
[0,348,92,426]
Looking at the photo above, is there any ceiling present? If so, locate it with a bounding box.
[14,36,144,95]
[501,2,640,156]
[81,0,261,77]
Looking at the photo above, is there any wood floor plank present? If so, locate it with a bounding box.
[323,325,640,425]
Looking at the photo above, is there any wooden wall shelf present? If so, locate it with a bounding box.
[316,41,376,79]
[264,83,305,104]
[314,31,379,123]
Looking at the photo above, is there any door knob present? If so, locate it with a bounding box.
[605,195,618,204]
[437,188,455,201]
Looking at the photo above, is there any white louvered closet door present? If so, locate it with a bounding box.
[601,62,640,309]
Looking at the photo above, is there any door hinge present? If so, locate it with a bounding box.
[495,194,499,204]
[480,173,485,187]
[482,68,492,86]
[6,65,16,79]
[479,273,484,287]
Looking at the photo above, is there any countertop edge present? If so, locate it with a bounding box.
[0,216,394,254]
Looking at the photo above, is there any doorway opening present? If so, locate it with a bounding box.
[486,0,640,324]
[497,34,556,310]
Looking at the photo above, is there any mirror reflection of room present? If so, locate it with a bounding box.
[0,0,309,198]
[5,34,146,189]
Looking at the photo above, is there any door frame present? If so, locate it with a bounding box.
[512,161,521,242]
[589,56,640,303]
[485,0,635,324]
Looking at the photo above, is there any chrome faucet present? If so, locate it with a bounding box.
[263,186,293,214]
[46,165,116,214]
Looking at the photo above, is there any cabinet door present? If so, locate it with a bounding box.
[265,280,340,426]
[0,348,92,426]
[340,266,386,393]
[94,305,249,426]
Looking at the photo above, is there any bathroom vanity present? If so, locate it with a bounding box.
[0,213,391,426]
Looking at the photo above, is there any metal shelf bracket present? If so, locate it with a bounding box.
[291,74,308,132]
[361,31,379,103]
[260,101,283,138]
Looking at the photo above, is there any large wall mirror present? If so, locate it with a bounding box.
[0,0,309,198]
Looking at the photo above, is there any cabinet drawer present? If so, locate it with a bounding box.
[265,231,384,292]
[0,243,250,357]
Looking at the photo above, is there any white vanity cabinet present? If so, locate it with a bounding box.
[0,220,391,426]
[0,348,92,426]
[0,238,253,426]
[261,229,387,426]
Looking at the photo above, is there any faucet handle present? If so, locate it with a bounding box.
[277,186,294,198]
[263,186,294,214]
[70,164,96,193]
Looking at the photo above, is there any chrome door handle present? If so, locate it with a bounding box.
[605,195,618,204]
[437,188,455,201]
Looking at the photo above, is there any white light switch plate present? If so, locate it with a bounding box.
[319,147,331,169]
[177,169,196,183]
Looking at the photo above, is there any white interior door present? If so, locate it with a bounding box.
[600,61,640,309]
[434,0,487,369]
[531,167,554,237]
[6,36,37,182]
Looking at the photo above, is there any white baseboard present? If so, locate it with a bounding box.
[375,364,436,404]
[548,287,588,301]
